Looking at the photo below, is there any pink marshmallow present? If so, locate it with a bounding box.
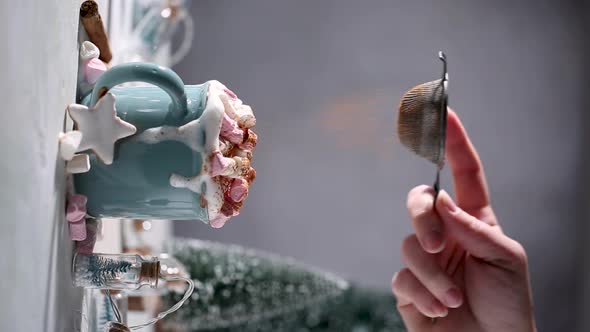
[210,151,233,177]
[229,178,249,202]
[210,152,247,178]
[221,112,244,144]
[224,88,237,99]
[66,194,87,222]
[69,219,87,241]
[76,219,98,254]
[210,214,230,229]
[85,58,107,84]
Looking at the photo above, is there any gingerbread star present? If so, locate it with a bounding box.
[67,93,136,164]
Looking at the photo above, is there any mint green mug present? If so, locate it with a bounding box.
[74,63,210,221]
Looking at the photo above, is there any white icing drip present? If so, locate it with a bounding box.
[169,173,224,221]
[135,93,224,154]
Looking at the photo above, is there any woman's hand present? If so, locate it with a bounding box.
[392,110,536,332]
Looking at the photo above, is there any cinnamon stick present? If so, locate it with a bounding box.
[80,0,112,63]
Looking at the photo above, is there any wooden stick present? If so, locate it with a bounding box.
[80,0,112,63]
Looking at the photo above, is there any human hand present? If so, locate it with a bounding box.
[392,110,536,332]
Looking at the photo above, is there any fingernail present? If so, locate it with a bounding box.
[423,230,444,253]
[431,299,448,317]
[440,191,458,214]
[444,287,463,308]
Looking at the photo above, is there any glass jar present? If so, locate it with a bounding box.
[73,253,160,290]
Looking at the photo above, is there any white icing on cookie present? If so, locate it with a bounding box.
[68,93,137,165]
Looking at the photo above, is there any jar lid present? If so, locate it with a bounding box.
[140,260,160,288]
[105,322,130,332]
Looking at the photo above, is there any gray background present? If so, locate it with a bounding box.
[174,1,586,331]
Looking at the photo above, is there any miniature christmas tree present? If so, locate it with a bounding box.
[163,239,406,331]
[74,254,133,287]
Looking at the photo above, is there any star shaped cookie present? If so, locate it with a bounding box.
[67,93,136,164]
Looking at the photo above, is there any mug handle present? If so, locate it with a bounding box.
[90,62,189,121]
